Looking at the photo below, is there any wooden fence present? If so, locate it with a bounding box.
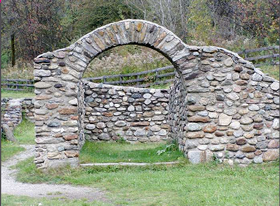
[237,46,279,66]
[1,46,279,91]
[84,65,175,88]
[1,79,34,91]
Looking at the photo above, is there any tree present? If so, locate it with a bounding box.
[1,0,65,62]
[71,0,142,40]
[234,0,279,44]
[125,0,190,41]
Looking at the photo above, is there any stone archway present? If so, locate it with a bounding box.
[34,19,279,169]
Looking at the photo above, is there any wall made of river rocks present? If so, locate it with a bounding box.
[83,80,170,142]
[168,46,280,166]
[22,98,35,122]
[33,19,279,169]
[1,98,35,128]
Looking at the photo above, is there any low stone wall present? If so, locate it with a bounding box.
[1,98,23,128]
[1,98,10,121]
[22,98,35,122]
[83,80,170,142]
[1,98,35,128]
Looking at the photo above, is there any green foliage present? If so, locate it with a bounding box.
[187,0,216,45]
[156,144,177,156]
[2,0,66,61]
[71,0,142,40]
[1,127,7,140]
[234,0,279,45]
[1,51,10,68]
[212,153,220,164]
[2,0,279,66]
[115,135,127,144]
[156,139,179,156]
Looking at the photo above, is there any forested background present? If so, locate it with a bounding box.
[1,0,279,79]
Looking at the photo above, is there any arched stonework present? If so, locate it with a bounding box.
[34,19,279,169]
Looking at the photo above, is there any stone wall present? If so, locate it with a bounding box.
[1,98,35,128]
[33,19,279,169]
[1,98,10,124]
[169,47,279,165]
[22,98,35,122]
[83,80,170,142]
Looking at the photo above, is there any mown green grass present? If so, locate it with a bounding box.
[79,141,183,163]
[1,90,35,99]
[13,115,35,144]
[1,140,25,162]
[1,194,110,206]
[15,156,279,206]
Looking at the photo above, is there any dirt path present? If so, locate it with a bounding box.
[1,145,109,203]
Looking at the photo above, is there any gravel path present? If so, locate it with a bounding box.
[1,145,108,202]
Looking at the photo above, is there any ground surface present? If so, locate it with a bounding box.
[1,90,35,98]
[15,151,279,206]
[80,141,182,163]
[1,140,25,162]
[1,117,279,205]
[1,141,279,205]
[1,145,108,203]
[13,116,35,144]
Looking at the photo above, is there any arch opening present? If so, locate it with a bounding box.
[34,19,279,169]
[34,20,191,169]
[81,44,176,145]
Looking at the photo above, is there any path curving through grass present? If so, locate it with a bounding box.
[1,145,108,203]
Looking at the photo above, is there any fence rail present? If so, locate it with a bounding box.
[237,45,279,66]
[1,46,279,91]
[1,79,34,91]
[84,65,174,86]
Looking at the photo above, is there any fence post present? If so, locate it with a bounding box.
[119,75,122,86]
[137,75,140,86]
[155,69,158,83]
[273,47,277,65]
[16,80,19,91]
[244,49,247,60]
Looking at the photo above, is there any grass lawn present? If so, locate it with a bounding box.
[13,115,35,144]
[1,114,34,161]
[79,141,183,163]
[15,155,279,206]
[1,195,110,206]
[1,90,35,99]
[1,140,25,162]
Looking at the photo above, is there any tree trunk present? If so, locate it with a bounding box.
[11,33,15,67]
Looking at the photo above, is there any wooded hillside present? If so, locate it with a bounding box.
[1,0,279,67]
